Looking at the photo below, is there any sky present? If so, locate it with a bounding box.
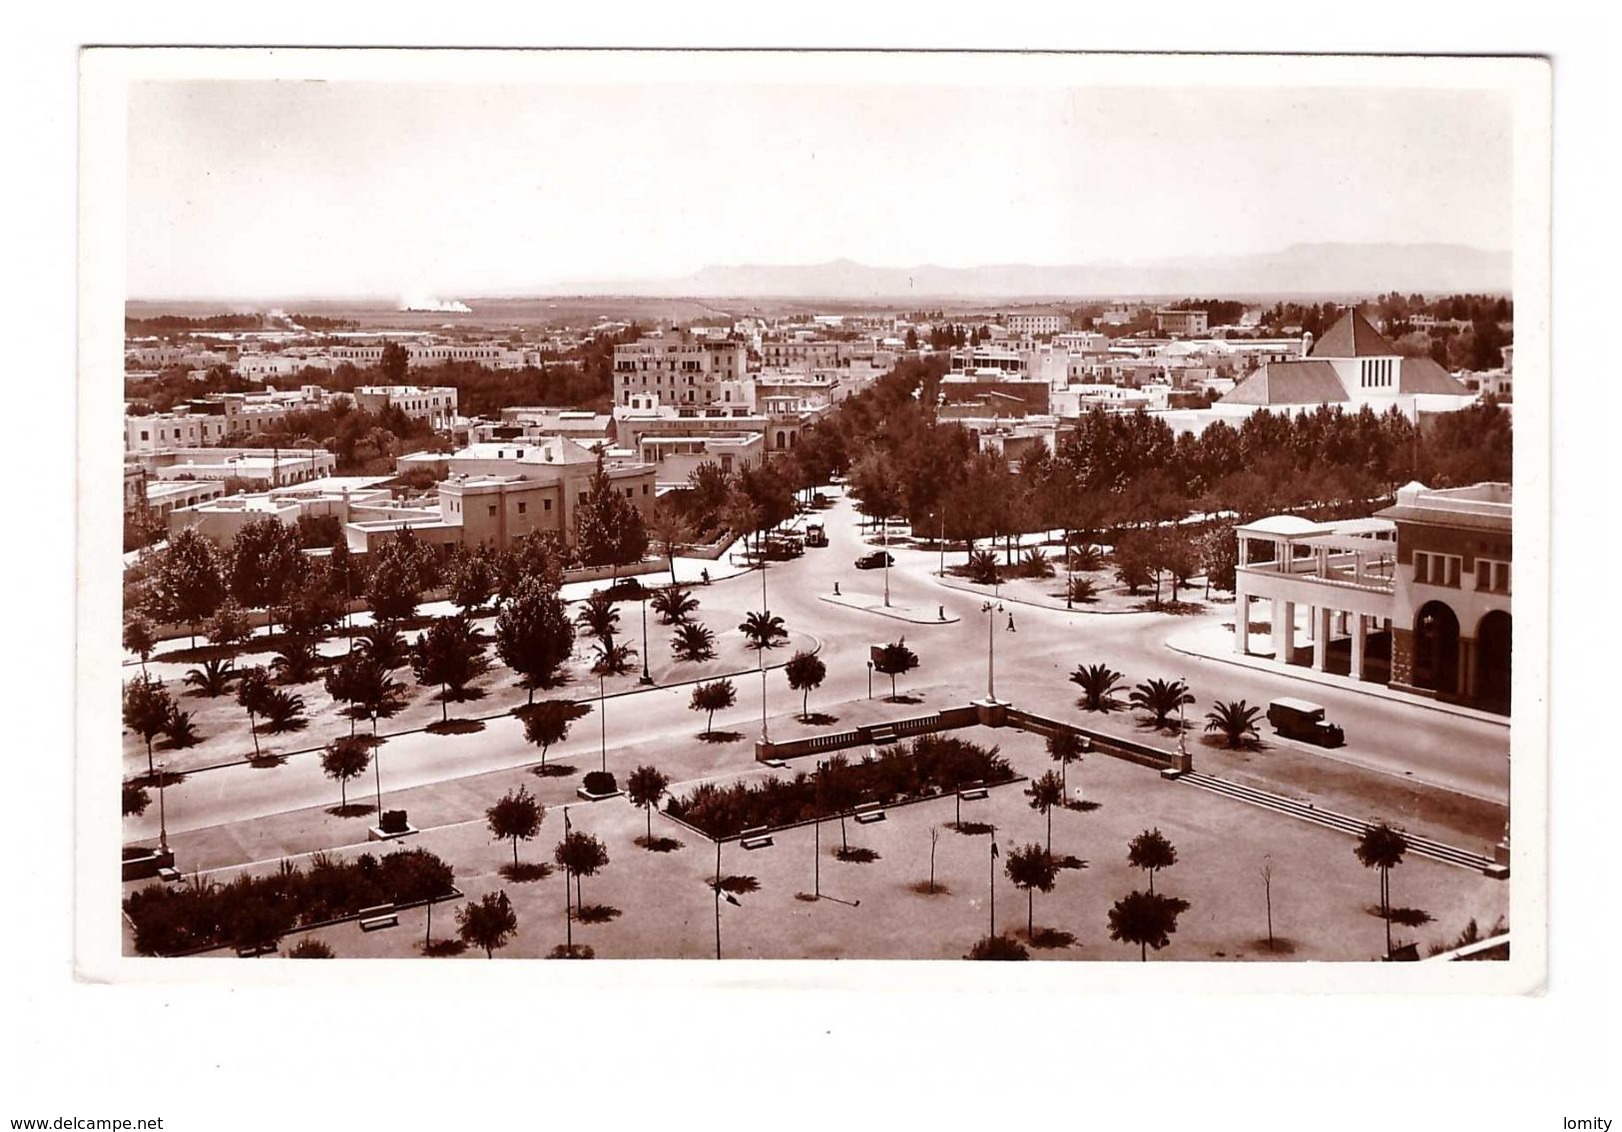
[126,77,1513,300]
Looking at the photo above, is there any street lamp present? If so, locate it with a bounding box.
[155,760,169,856]
[563,806,573,954]
[639,586,653,685]
[981,600,1005,704]
[989,833,1000,938]
[1177,674,1189,758]
[866,659,873,700]
[882,513,891,607]
[598,672,608,773]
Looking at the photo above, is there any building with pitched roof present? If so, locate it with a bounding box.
[1212,309,1478,422]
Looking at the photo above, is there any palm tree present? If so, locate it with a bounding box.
[1204,699,1263,749]
[1129,678,1194,729]
[270,637,322,685]
[739,610,788,651]
[784,649,827,721]
[183,657,236,698]
[1046,730,1084,793]
[649,585,699,626]
[589,635,638,678]
[163,706,200,749]
[1028,771,1064,854]
[355,623,408,673]
[1069,663,1125,712]
[1355,822,1410,957]
[261,688,307,732]
[670,621,717,663]
[576,591,620,643]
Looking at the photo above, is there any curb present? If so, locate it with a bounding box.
[1162,631,1511,729]
[816,593,961,625]
[931,573,1161,616]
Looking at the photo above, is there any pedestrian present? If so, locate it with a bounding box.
[701,567,711,586]
[1007,613,1017,632]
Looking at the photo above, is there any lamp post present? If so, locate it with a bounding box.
[563,806,572,953]
[1177,675,1188,759]
[938,506,946,577]
[866,660,873,700]
[882,513,891,607]
[981,600,1004,703]
[598,672,607,773]
[155,760,169,856]
[989,834,1000,938]
[639,587,653,685]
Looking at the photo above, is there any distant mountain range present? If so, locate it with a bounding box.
[554,244,1511,300]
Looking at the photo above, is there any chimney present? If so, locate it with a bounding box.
[1301,331,1313,359]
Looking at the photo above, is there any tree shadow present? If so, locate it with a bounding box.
[325,802,376,819]
[884,694,925,706]
[1062,799,1101,813]
[948,821,995,836]
[800,712,840,727]
[1053,855,1089,871]
[423,938,468,957]
[1387,906,1435,927]
[1251,938,1299,955]
[548,944,595,959]
[500,861,554,882]
[575,904,621,924]
[908,880,952,896]
[1029,927,1076,950]
[834,847,880,864]
[699,730,744,744]
[136,769,187,788]
[718,874,760,894]
[531,763,578,779]
[634,835,684,853]
[264,718,309,735]
[247,751,287,769]
[425,718,486,736]
[794,892,821,902]
[446,686,488,704]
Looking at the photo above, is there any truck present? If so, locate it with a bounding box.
[804,522,828,547]
[1266,697,1345,748]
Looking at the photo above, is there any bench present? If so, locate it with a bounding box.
[357,904,398,932]
[739,828,774,851]
[958,781,989,802]
[156,866,182,883]
[868,727,898,746]
[853,803,886,825]
[235,943,275,958]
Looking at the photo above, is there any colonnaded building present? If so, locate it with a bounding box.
[1232,481,1512,715]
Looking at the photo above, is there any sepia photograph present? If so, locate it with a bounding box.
[77,49,1553,980]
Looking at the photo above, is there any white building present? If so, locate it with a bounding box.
[352,386,459,429]
[613,339,749,408]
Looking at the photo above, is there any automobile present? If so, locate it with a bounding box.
[854,550,894,570]
[1266,697,1345,748]
[763,535,804,561]
[804,523,828,547]
[600,577,645,601]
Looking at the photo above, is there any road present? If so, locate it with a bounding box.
[126,487,1509,847]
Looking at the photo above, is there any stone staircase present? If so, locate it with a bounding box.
[1178,771,1499,874]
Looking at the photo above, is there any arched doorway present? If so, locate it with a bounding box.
[1412,601,1461,696]
[776,430,787,450]
[1476,610,1512,714]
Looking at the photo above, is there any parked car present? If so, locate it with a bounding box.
[854,551,894,570]
[600,577,645,601]
[804,523,828,547]
[1266,697,1345,748]
[763,535,804,561]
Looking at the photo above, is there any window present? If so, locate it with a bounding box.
[488,505,497,518]
[517,502,527,515]
[1476,559,1511,594]
[543,499,552,512]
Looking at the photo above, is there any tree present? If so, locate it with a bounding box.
[1028,771,1065,855]
[1259,857,1276,951]
[486,784,546,869]
[270,637,322,685]
[380,341,409,384]
[647,499,694,584]
[1004,843,1058,941]
[1047,730,1084,794]
[325,652,407,742]
[575,590,621,643]
[575,454,649,580]
[234,666,273,759]
[457,891,517,958]
[670,621,717,663]
[1204,699,1263,749]
[183,657,236,698]
[286,939,335,959]
[815,753,858,851]
[649,584,698,626]
[626,765,672,843]
[227,518,303,634]
[122,779,152,818]
[447,544,497,614]
[155,528,227,646]
[410,615,491,721]
[872,639,920,701]
[1070,663,1125,712]
[784,650,827,721]
[690,679,737,737]
[366,534,426,623]
[1107,890,1192,961]
[553,830,609,910]
[207,600,253,651]
[1355,822,1409,957]
[521,700,579,771]
[1127,828,1179,894]
[1129,678,1194,729]
[123,617,156,674]
[122,675,173,779]
[589,635,638,677]
[494,576,576,703]
[739,610,788,651]
[355,622,409,674]
[260,687,307,732]
[320,736,371,810]
[164,706,200,749]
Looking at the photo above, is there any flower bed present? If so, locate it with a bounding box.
[123,847,454,957]
[666,735,1013,840]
